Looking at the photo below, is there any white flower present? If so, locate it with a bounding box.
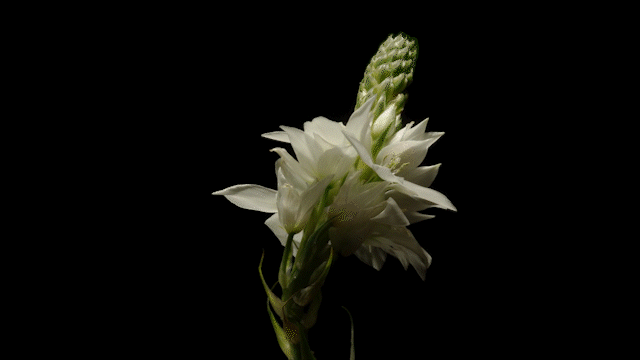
[261,97,378,183]
[213,95,454,280]
[342,117,457,212]
[275,159,332,234]
[327,172,433,280]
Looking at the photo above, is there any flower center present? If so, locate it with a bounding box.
[383,152,409,175]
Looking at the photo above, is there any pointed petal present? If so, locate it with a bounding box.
[396,182,457,212]
[265,213,289,246]
[270,147,313,187]
[212,184,277,213]
[354,244,387,270]
[276,183,301,233]
[402,118,429,141]
[298,176,333,220]
[369,226,431,281]
[316,146,356,180]
[279,126,320,174]
[265,214,302,256]
[304,117,347,146]
[404,211,435,224]
[262,131,290,143]
[345,96,376,142]
[371,197,410,226]
[403,164,440,188]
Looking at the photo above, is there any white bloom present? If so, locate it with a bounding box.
[213,95,453,280]
[275,159,332,234]
[261,97,378,183]
[327,171,433,280]
[342,117,457,212]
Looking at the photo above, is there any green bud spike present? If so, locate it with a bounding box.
[356,33,418,141]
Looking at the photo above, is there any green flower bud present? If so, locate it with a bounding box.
[356,33,418,143]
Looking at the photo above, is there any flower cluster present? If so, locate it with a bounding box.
[213,96,455,280]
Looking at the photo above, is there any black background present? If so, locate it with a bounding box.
[101,23,513,358]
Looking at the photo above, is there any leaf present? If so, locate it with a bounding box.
[279,234,295,289]
[342,306,355,360]
[259,251,284,319]
[266,298,294,359]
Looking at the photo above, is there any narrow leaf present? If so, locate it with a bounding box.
[259,251,284,319]
[267,298,294,359]
[342,306,355,360]
[279,233,295,289]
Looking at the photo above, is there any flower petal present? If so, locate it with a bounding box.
[212,184,277,213]
[280,126,321,175]
[354,245,387,271]
[367,226,432,281]
[270,147,313,187]
[371,197,410,226]
[265,213,303,256]
[345,96,376,142]
[303,117,347,147]
[404,212,435,224]
[298,176,333,222]
[261,131,290,143]
[402,118,429,141]
[403,164,440,188]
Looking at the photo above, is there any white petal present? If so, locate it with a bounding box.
[265,213,288,246]
[212,184,277,213]
[354,245,387,271]
[343,132,457,212]
[371,197,410,226]
[296,176,333,229]
[395,182,457,212]
[270,147,313,188]
[279,126,322,175]
[402,118,429,141]
[385,187,436,212]
[368,226,431,281]
[303,117,347,146]
[316,146,356,180]
[403,164,440,188]
[261,131,290,143]
[404,212,435,224]
[345,96,376,142]
[264,213,303,256]
[276,183,300,232]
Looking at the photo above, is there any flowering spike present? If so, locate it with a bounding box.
[355,33,417,133]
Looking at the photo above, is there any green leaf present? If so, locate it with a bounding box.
[342,306,355,360]
[266,298,295,359]
[279,233,295,289]
[259,251,284,320]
